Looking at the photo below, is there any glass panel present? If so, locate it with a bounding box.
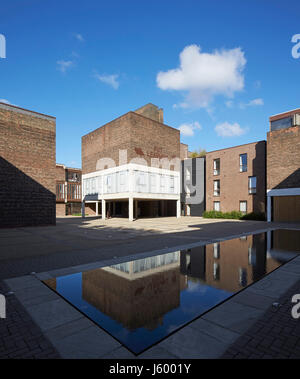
[239,154,247,172]
[214,201,220,211]
[249,176,257,194]
[213,180,220,196]
[213,159,220,175]
[270,117,292,131]
[240,201,247,213]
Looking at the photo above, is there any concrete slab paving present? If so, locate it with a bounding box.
[188,317,241,344]
[157,325,233,359]
[44,317,96,342]
[50,326,121,359]
[231,290,275,311]
[24,298,84,332]
[247,269,299,299]
[1,218,299,359]
[100,346,137,359]
[201,301,265,334]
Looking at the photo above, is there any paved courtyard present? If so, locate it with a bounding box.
[0,216,299,359]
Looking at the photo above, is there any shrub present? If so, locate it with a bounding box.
[240,212,266,221]
[202,210,266,221]
[202,210,242,219]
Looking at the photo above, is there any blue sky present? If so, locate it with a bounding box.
[1,0,300,167]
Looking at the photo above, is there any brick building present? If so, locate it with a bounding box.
[205,141,266,214]
[56,164,82,216]
[267,108,300,222]
[0,102,56,227]
[81,104,182,220]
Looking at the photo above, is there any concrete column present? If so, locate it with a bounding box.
[102,199,106,220]
[267,230,271,254]
[129,197,134,221]
[81,201,85,218]
[176,200,181,218]
[267,195,272,222]
[134,200,138,219]
[95,201,99,216]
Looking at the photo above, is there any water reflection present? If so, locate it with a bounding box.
[44,229,300,354]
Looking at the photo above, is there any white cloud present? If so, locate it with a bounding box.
[178,121,202,136]
[95,73,119,90]
[57,60,73,73]
[225,100,234,108]
[157,44,246,108]
[75,33,84,42]
[239,98,264,109]
[215,122,247,137]
[248,98,264,106]
[0,99,11,104]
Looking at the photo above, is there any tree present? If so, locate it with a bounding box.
[189,148,206,158]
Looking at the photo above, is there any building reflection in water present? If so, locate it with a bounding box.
[44,229,299,353]
[81,252,186,331]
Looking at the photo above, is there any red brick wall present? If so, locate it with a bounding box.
[267,126,300,189]
[180,143,188,160]
[206,141,266,214]
[0,104,56,227]
[56,165,65,181]
[82,112,180,174]
[85,203,96,215]
[56,203,66,216]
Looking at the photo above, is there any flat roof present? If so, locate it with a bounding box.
[269,107,300,121]
[206,140,266,155]
[56,163,81,171]
[82,110,179,139]
[0,102,56,121]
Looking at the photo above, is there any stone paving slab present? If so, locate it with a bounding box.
[2,243,299,359]
[48,325,121,359]
[0,281,60,359]
[222,279,300,359]
[0,220,299,359]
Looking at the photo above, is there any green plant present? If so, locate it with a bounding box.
[240,212,266,221]
[202,210,266,221]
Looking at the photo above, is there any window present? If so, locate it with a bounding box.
[239,268,247,287]
[67,171,81,183]
[170,176,175,193]
[150,174,156,193]
[185,184,191,198]
[160,175,165,193]
[214,201,220,211]
[105,175,112,193]
[213,263,220,281]
[213,159,220,176]
[270,116,293,131]
[136,172,146,192]
[248,247,256,266]
[213,243,220,259]
[186,168,191,181]
[248,176,257,194]
[213,180,220,196]
[239,154,247,172]
[240,201,247,214]
[120,173,125,185]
